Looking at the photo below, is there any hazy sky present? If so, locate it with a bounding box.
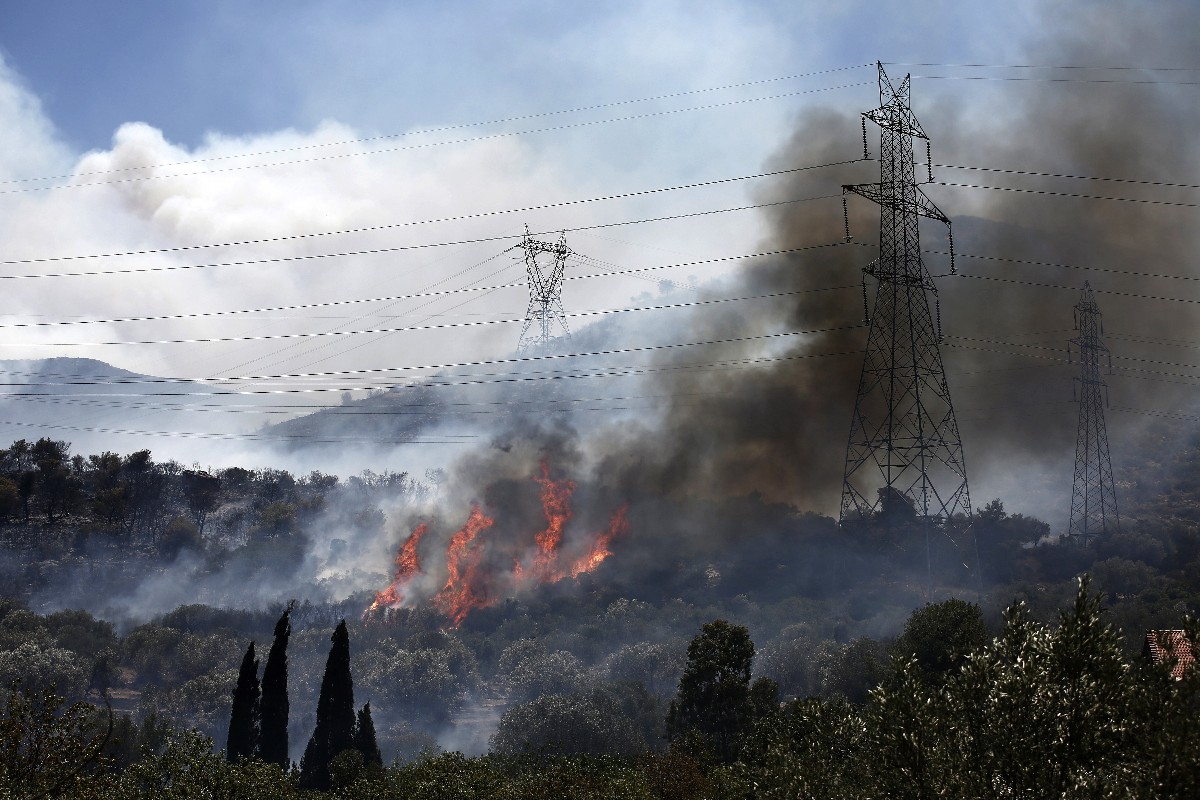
[0,0,1194,508]
[0,1,1044,378]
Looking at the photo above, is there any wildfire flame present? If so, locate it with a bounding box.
[366,462,631,628]
[364,522,428,616]
[569,504,629,578]
[431,504,496,628]
[515,459,576,584]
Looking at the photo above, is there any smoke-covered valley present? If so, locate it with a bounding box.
[1,0,1199,774]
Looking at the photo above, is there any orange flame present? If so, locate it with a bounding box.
[431,504,496,628]
[519,459,576,583]
[365,464,632,627]
[569,504,629,577]
[365,522,428,616]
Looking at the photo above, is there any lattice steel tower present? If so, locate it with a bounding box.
[516,226,572,352]
[1067,281,1119,542]
[839,63,971,525]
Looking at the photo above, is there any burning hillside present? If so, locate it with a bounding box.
[366,459,630,627]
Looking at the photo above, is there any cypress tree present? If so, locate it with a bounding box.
[299,619,356,790]
[226,641,260,762]
[257,600,294,767]
[354,702,383,768]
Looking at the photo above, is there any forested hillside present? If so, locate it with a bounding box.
[1,411,1200,796]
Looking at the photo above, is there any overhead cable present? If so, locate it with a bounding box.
[0,83,873,196]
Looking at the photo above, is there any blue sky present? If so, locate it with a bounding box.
[0,1,1029,152]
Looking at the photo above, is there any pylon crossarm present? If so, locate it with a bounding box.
[842,183,950,226]
[863,106,928,140]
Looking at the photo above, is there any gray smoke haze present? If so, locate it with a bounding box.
[14,2,1198,624]
[514,1,1200,529]
[121,0,1199,613]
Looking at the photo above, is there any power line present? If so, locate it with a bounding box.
[0,322,862,388]
[1107,332,1200,350]
[1,205,855,287]
[0,82,873,196]
[8,154,1200,272]
[0,287,860,348]
[945,334,1200,374]
[0,390,1192,445]
[4,59,1190,192]
[940,340,1200,386]
[6,353,1057,413]
[10,340,1200,419]
[1111,406,1200,424]
[929,250,1200,285]
[953,272,1200,305]
[2,390,722,415]
[2,67,873,188]
[0,241,855,328]
[0,355,1083,414]
[0,196,847,280]
[0,157,860,266]
[913,74,1200,86]
[0,347,870,400]
[0,418,479,445]
[929,162,1200,191]
[3,395,1191,446]
[886,61,1200,72]
[937,181,1200,208]
[216,240,518,379]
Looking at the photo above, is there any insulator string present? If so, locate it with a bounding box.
[947,226,955,274]
[842,195,851,242]
[926,140,933,183]
[861,116,869,159]
[861,274,870,324]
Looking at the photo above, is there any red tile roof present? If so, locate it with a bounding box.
[1143,630,1196,679]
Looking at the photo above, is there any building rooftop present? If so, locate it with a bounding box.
[1143,630,1196,679]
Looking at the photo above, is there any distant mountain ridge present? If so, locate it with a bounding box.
[0,357,273,456]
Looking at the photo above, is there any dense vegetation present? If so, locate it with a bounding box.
[1,416,1200,796]
[4,580,1200,797]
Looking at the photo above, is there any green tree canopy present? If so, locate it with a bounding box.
[666,618,755,762]
[891,598,988,684]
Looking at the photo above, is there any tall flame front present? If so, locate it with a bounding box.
[366,462,629,627]
[516,459,576,584]
[431,504,495,628]
[364,522,427,615]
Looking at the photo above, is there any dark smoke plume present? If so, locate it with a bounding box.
[325,2,1200,602]
[565,2,1200,525]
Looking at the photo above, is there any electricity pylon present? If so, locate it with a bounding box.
[1067,281,1119,543]
[839,63,971,526]
[516,227,572,352]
